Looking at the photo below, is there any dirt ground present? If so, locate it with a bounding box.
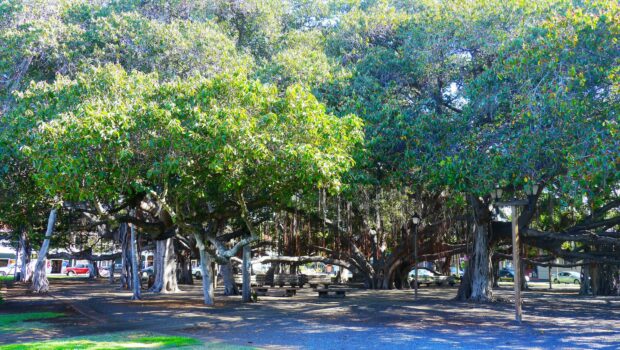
[1,279,619,349]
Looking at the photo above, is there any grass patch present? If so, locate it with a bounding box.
[0,276,13,282]
[0,312,64,334]
[0,333,204,350]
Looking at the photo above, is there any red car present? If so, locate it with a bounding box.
[66,264,90,276]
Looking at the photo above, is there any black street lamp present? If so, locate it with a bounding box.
[412,212,421,300]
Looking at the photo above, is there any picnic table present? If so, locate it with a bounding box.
[272,274,301,287]
[307,275,333,288]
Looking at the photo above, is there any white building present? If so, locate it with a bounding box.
[0,240,17,268]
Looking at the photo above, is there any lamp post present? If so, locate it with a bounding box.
[491,184,537,323]
[412,213,421,300]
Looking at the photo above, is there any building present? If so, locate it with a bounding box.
[0,240,17,268]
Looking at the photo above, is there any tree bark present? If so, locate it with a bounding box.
[457,197,493,302]
[594,264,619,296]
[220,261,239,295]
[88,260,98,279]
[242,244,252,302]
[109,259,115,284]
[194,233,214,305]
[580,263,591,295]
[19,229,32,283]
[176,251,193,285]
[492,258,500,288]
[119,223,132,290]
[469,223,493,301]
[130,223,141,300]
[150,238,179,293]
[31,209,57,293]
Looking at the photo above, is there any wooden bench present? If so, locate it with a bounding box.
[272,274,301,287]
[308,276,333,288]
[317,288,348,298]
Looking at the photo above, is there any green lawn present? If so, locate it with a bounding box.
[0,332,257,350]
[0,276,13,282]
[0,312,65,334]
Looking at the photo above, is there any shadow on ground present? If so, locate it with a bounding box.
[1,279,618,349]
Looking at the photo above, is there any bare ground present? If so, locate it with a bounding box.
[1,279,619,349]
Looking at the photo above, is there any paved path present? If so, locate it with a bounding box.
[2,280,619,349]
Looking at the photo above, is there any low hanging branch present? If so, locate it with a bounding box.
[230,255,354,270]
[493,252,620,268]
[47,251,121,262]
[525,228,620,246]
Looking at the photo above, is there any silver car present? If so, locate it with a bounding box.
[552,271,581,284]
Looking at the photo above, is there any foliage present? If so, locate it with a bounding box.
[6,64,363,226]
[0,0,618,282]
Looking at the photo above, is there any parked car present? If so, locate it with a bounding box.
[99,266,111,278]
[450,267,464,276]
[409,268,455,286]
[66,264,90,276]
[552,271,581,284]
[194,269,202,279]
[0,264,16,276]
[499,269,530,282]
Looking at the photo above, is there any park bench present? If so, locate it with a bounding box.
[234,274,257,287]
[317,287,349,298]
[307,275,333,288]
[255,274,267,286]
[272,274,301,287]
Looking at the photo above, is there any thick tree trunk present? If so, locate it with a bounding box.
[109,260,115,284]
[519,257,528,290]
[492,258,500,288]
[176,252,193,285]
[242,244,252,302]
[19,230,32,283]
[31,209,57,293]
[199,248,214,305]
[595,264,619,296]
[88,260,98,279]
[119,223,132,290]
[150,238,179,293]
[220,261,239,295]
[194,233,214,305]
[130,223,141,300]
[457,223,492,302]
[580,263,591,295]
[399,263,411,289]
